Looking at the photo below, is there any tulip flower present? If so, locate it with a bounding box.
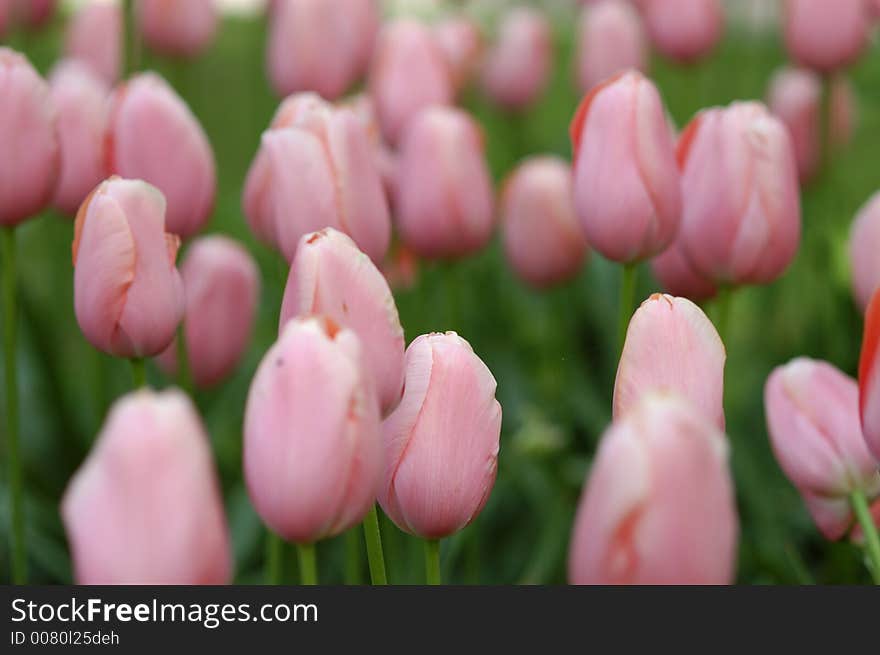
[62,389,232,584]
[13,0,55,29]
[651,240,717,302]
[860,290,880,463]
[569,393,737,584]
[395,107,495,259]
[73,177,185,359]
[65,1,121,85]
[783,0,868,73]
[157,236,259,389]
[243,93,390,263]
[851,193,880,314]
[370,18,453,145]
[433,16,483,95]
[0,1,7,38]
[49,62,110,216]
[677,101,801,286]
[577,0,647,93]
[106,72,216,239]
[500,156,589,288]
[482,7,552,110]
[136,0,218,59]
[641,0,723,63]
[279,228,405,416]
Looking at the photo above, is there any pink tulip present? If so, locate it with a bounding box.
[784,0,868,73]
[641,0,723,63]
[279,228,405,416]
[433,16,484,94]
[243,93,390,263]
[62,389,232,584]
[860,290,880,462]
[341,92,399,203]
[677,102,801,285]
[106,73,216,239]
[136,0,218,58]
[0,48,59,227]
[370,18,453,145]
[570,70,681,263]
[850,193,880,314]
[482,7,552,110]
[577,0,647,93]
[395,107,495,259]
[244,316,382,544]
[652,239,717,301]
[380,332,502,539]
[569,393,737,584]
[49,62,109,216]
[73,177,185,358]
[500,156,589,288]
[157,236,259,388]
[65,1,121,85]
[0,1,8,38]
[766,358,880,539]
[14,0,55,29]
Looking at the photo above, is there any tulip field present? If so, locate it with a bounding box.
[3,1,880,587]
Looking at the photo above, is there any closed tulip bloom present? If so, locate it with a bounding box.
[14,0,56,28]
[641,0,723,63]
[433,17,483,94]
[577,0,647,93]
[244,316,382,544]
[784,0,868,73]
[65,1,121,85]
[0,48,59,227]
[0,1,7,38]
[652,239,717,301]
[766,358,880,539]
[370,19,453,145]
[62,389,232,584]
[482,7,552,110]
[106,73,216,238]
[570,71,681,263]
[49,62,110,216]
[677,102,801,285]
[279,229,404,416]
[136,0,218,58]
[501,156,588,288]
[157,236,259,388]
[395,107,495,259]
[73,177,184,358]
[860,290,880,462]
[850,193,880,313]
[569,393,737,584]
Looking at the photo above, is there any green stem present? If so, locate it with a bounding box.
[850,490,880,584]
[713,286,735,347]
[2,227,26,584]
[362,504,388,585]
[129,358,146,389]
[265,530,282,585]
[124,0,141,76]
[175,325,194,396]
[819,73,834,180]
[424,539,441,585]
[344,528,362,585]
[616,264,637,358]
[297,543,317,585]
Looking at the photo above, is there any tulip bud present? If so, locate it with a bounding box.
[73,177,185,358]
[106,72,216,239]
[280,228,404,416]
[850,193,880,314]
[49,62,110,216]
[395,107,495,259]
[62,389,232,584]
[370,18,454,145]
[380,332,502,539]
[244,316,382,544]
[766,358,880,539]
[243,93,390,263]
[641,0,723,63]
[570,70,681,263]
[0,48,59,227]
[482,7,552,110]
[0,1,7,38]
[157,236,260,388]
[784,0,868,73]
[501,156,588,288]
[65,1,121,85]
[651,239,717,302]
[136,0,218,59]
[14,0,56,29]
[577,0,647,93]
[433,16,484,95]
[569,393,737,584]
[860,290,880,463]
[677,101,801,285]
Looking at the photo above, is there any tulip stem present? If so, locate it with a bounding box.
[265,530,283,584]
[616,264,637,359]
[2,227,26,584]
[713,286,735,346]
[129,358,147,389]
[424,539,441,585]
[363,503,388,585]
[123,0,141,76]
[297,543,317,585]
[850,490,880,585]
[175,326,194,396]
[820,74,834,179]
[344,528,362,584]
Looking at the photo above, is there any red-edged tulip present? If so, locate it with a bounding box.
[570,70,681,263]
[65,1,121,85]
[62,389,232,584]
[106,72,216,239]
[433,16,483,94]
[380,332,502,539]
[766,358,880,539]
[500,156,589,288]
[641,0,723,63]
[569,393,737,584]
[136,0,218,59]
[157,235,259,388]
[677,101,801,285]
[859,290,880,463]
[73,177,184,358]
[783,0,868,73]
[850,193,880,314]
[0,48,59,227]
[577,0,647,93]
[395,106,495,259]
[244,316,382,544]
